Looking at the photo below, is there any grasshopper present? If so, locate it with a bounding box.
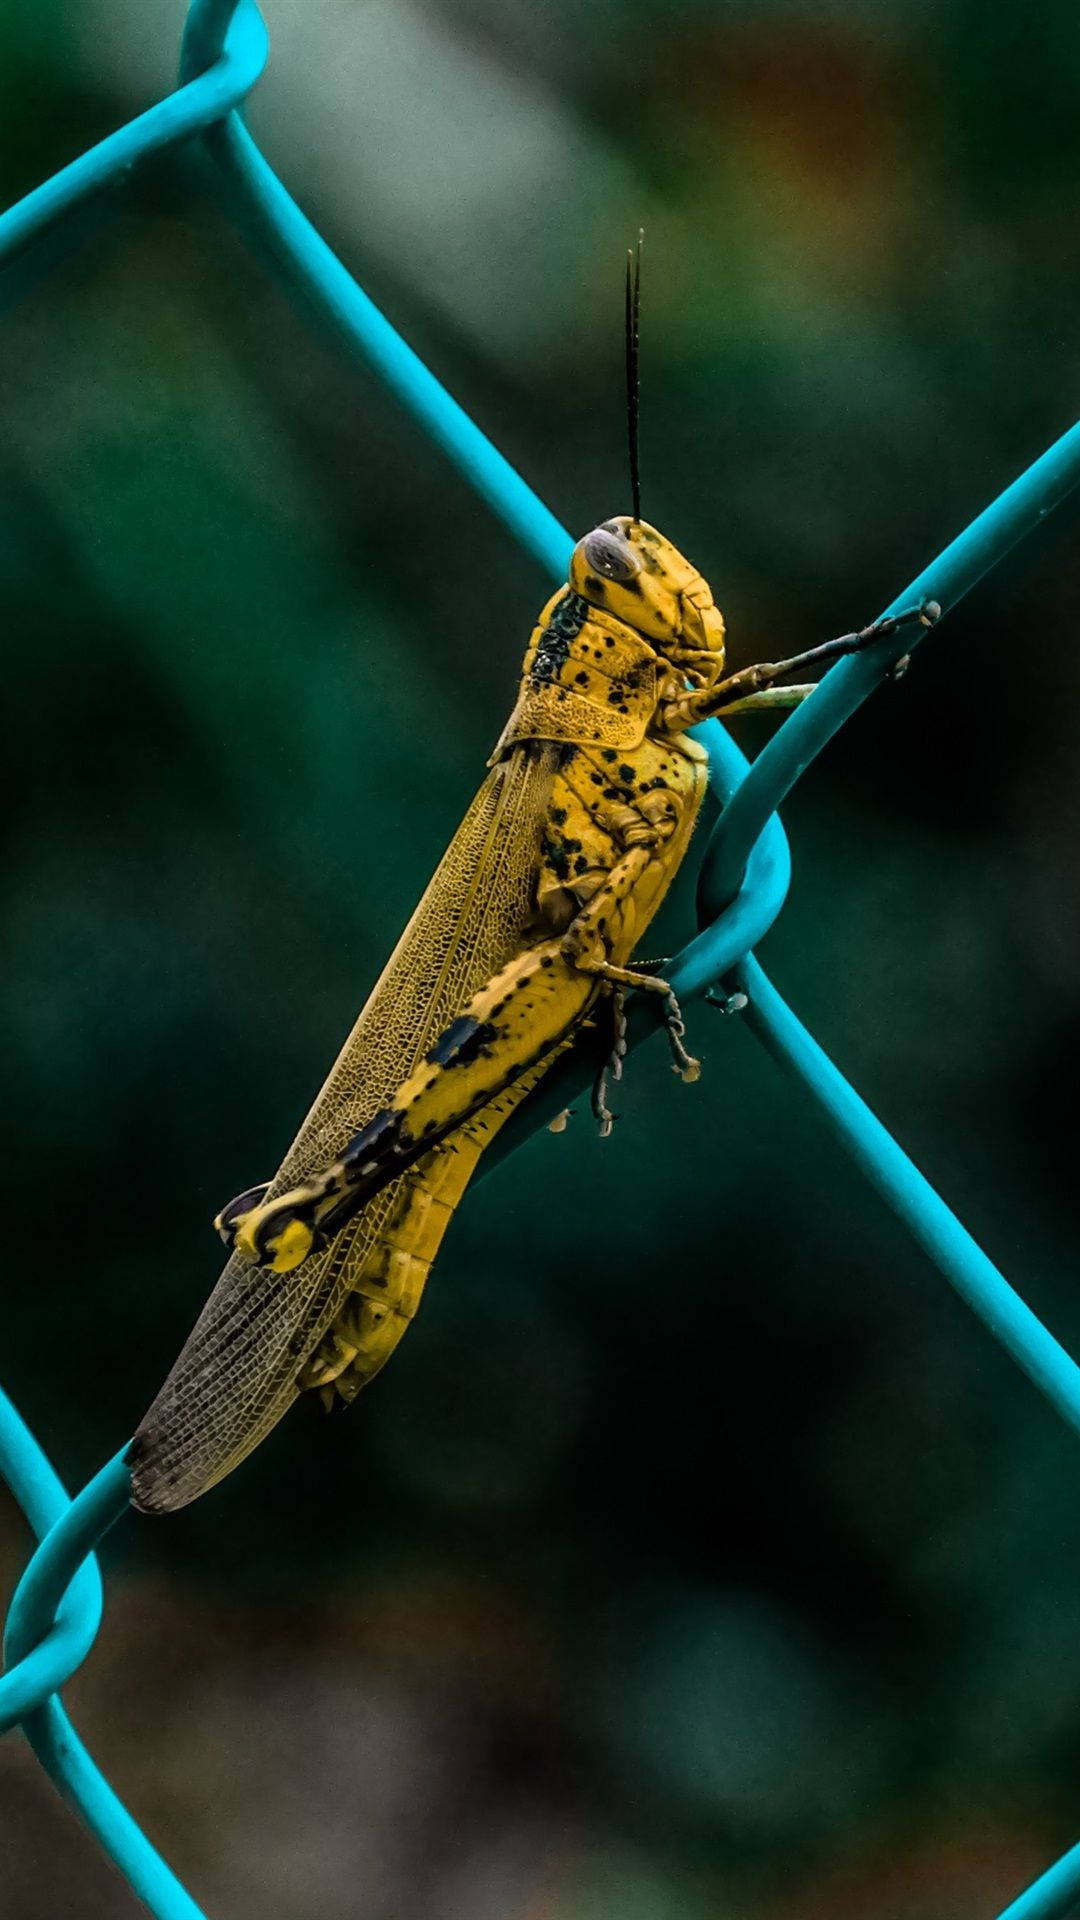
[129,246,932,1514]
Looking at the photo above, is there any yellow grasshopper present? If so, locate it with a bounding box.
[129,247,930,1514]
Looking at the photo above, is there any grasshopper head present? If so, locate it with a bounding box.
[570,517,726,684]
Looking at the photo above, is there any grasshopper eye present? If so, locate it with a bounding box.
[582,528,639,583]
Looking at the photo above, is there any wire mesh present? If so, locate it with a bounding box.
[2,5,1080,1915]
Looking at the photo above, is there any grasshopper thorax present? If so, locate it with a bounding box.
[488,517,728,764]
[570,517,726,687]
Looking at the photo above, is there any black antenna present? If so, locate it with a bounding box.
[625,228,643,524]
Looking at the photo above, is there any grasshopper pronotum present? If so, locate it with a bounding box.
[130,242,933,1513]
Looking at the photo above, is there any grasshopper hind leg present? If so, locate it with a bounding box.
[229,941,599,1271]
[560,862,702,1086]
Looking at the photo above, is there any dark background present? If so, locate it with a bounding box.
[2,2,1080,1915]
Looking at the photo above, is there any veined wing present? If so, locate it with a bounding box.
[129,742,561,1513]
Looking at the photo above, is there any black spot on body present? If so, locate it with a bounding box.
[602,748,617,763]
[542,835,571,881]
[426,1016,499,1070]
[550,806,567,825]
[575,671,589,686]
[532,591,588,685]
[618,764,635,782]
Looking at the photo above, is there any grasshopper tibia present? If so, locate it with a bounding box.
[668,599,942,730]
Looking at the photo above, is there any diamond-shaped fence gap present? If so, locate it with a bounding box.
[2,5,1080,1917]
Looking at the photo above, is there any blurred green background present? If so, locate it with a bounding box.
[3,2,1080,1915]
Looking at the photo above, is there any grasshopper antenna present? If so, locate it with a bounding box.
[625,228,643,524]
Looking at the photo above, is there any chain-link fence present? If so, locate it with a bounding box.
[2,5,1079,1916]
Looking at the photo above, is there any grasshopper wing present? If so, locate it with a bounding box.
[129,743,562,1513]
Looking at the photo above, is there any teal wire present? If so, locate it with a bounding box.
[736,959,1080,1920]
[171,0,583,581]
[216,120,572,581]
[0,1408,205,1917]
[0,0,268,269]
[739,959,1080,1447]
[23,1698,208,1920]
[700,416,1080,910]
[0,1389,103,1732]
[5,1453,130,1676]
[998,1842,1080,1920]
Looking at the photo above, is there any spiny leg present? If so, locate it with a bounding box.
[713,683,815,715]
[666,602,941,729]
[236,816,698,1267]
[560,838,702,1086]
[610,951,701,1052]
[657,980,699,1083]
[610,983,628,1084]
[572,953,700,1084]
[591,984,627,1140]
[231,938,599,1270]
[591,1055,615,1139]
[710,602,940,710]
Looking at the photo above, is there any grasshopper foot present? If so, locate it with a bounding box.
[591,984,629,1138]
[659,986,701,1083]
[591,1062,617,1139]
[855,599,941,650]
